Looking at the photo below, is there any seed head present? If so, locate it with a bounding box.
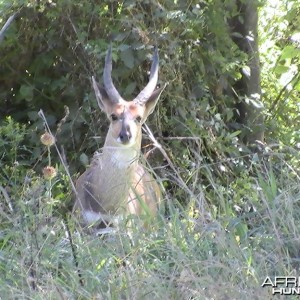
[43,166,57,180]
[40,132,55,146]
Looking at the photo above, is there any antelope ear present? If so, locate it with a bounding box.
[92,76,112,113]
[143,84,167,120]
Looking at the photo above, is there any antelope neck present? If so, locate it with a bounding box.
[102,142,141,169]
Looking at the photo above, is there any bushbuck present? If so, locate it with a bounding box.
[74,45,165,233]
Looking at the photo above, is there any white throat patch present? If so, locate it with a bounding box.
[110,148,139,169]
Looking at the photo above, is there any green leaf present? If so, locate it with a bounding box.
[244,94,264,109]
[118,44,130,51]
[295,80,300,91]
[228,130,241,139]
[242,66,251,78]
[124,82,137,97]
[273,65,289,75]
[231,32,244,39]
[120,49,134,69]
[281,45,300,60]
[19,85,34,101]
[235,222,248,241]
[80,153,89,167]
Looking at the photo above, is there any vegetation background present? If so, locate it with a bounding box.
[0,0,300,299]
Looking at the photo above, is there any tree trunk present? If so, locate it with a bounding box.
[231,0,264,146]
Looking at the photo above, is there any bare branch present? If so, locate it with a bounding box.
[0,14,16,43]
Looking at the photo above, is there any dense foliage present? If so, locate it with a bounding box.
[1,0,246,164]
[260,0,300,147]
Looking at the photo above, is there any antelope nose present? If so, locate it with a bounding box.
[119,128,131,143]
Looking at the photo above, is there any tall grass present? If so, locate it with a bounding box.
[1,119,300,299]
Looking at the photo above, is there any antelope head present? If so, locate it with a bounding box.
[92,46,165,150]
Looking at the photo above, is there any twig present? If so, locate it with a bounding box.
[143,124,194,198]
[56,105,70,134]
[269,72,300,114]
[38,109,77,196]
[62,217,84,286]
[0,185,14,213]
[158,136,201,141]
[0,14,16,42]
[38,109,84,286]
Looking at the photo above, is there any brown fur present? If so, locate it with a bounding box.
[74,139,161,226]
[73,47,165,231]
[73,98,164,230]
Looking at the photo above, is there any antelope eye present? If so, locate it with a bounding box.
[135,116,142,123]
[111,114,118,121]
